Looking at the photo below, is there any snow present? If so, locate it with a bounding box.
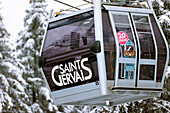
[21,102,32,113]
[27,77,43,83]
[0,91,13,112]
[31,103,43,113]
[159,14,170,25]
[7,78,25,92]
[39,87,51,101]
[0,89,4,112]
[24,38,35,50]
[0,74,9,91]
[4,92,13,108]
[17,74,27,86]
[2,62,19,74]
[0,53,2,59]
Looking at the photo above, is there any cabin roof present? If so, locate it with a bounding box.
[52,0,150,16]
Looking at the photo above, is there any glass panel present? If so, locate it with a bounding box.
[103,11,116,80]
[137,33,155,59]
[119,63,135,79]
[133,16,149,23]
[42,12,99,91]
[48,12,93,30]
[112,14,136,58]
[133,15,155,59]
[113,14,129,24]
[135,23,151,32]
[139,65,155,80]
[150,14,167,82]
[43,13,94,59]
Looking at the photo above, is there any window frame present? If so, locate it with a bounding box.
[109,11,138,87]
[131,13,158,88]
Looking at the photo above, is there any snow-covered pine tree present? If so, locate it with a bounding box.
[159,0,170,40]
[153,0,170,66]
[0,6,13,112]
[15,0,58,112]
[0,3,31,112]
[157,0,170,109]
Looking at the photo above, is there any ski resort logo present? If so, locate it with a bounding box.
[51,58,92,86]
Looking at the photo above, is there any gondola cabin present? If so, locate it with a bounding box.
[39,0,169,106]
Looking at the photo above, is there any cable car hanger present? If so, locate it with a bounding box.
[53,0,81,10]
[52,0,93,17]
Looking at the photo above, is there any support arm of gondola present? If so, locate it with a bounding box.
[53,0,81,10]
[82,0,93,4]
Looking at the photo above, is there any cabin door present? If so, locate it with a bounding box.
[131,13,157,88]
[109,12,138,87]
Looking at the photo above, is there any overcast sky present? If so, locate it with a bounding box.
[0,0,58,38]
[1,0,88,38]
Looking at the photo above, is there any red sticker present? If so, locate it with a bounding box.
[117,31,128,45]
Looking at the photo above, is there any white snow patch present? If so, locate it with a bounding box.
[48,103,53,112]
[7,78,25,92]
[27,77,43,83]
[31,103,43,113]
[39,87,51,101]
[159,15,170,24]
[2,62,17,73]
[154,100,170,112]
[0,91,13,111]
[4,92,13,108]
[0,53,2,59]
[24,38,35,49]
[17,74,27,86]
[0,90,4,112]
[21,102,32,113]
[0,74,9,91]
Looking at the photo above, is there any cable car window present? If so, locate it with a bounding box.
[112,14,136,58]
[133,15,155,59]
[43,12,94,58]
[42,11,99,91]
[150,14,167,82]
[48,12,93,30]
[113,14,129,24]
[110,12,137,83]
[137,33,155,59]
[139,65,155,80]
[103,10,116,80]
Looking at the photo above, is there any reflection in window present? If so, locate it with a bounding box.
[42,11,99,91]
[137,33,155,59]
[139,65,154,80]
[150,14,167,82]
[133,15,155,59]
[119,63,135,79]
[103,11,116,80]
[43,12,94,59]
[113,14,129,24]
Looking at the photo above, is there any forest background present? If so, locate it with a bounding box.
[0,0,170,112]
